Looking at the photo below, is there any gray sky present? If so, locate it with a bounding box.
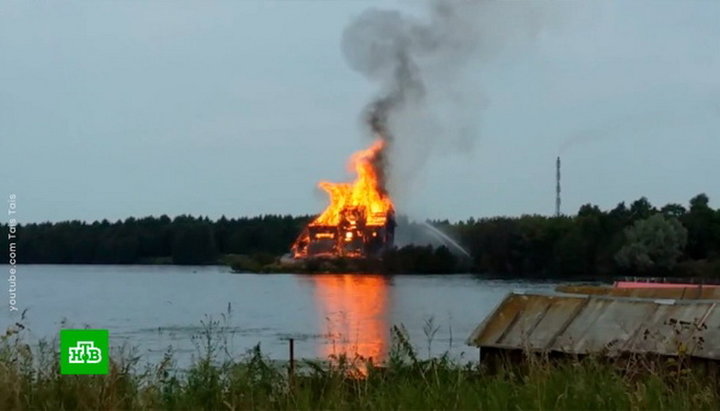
[1,1,718,223]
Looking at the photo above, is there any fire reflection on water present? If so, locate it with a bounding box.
[307,274,390,362]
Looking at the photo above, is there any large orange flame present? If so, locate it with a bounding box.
[312,139,393,227]
[292,138,395,258]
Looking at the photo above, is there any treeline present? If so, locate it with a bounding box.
[442,193,720,277]
[2,194,719,277]
[0,215,311,265]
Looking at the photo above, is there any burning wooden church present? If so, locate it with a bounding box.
[291,139,395,259]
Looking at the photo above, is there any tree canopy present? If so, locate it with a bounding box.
[1,194,719,277]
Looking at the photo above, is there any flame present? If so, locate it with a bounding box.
[312,139,393,227]
[291,138,395,259]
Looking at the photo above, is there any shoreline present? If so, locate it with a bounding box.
[7,262,720,285]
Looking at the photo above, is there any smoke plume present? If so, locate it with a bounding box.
[558,130,606,155]
[341,1,552,201]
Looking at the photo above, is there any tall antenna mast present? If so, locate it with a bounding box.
[555,156,561,217]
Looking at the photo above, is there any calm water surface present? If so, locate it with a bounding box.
[3,265,565,365]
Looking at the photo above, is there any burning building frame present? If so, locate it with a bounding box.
[292,139,396,259]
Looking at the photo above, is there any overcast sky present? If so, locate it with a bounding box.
[1,1,718,223]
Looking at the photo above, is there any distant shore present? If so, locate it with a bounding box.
[2,193,718,279]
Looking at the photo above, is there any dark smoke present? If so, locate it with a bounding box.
[364,51,425,139]
[342,6,444,140]
[341,1,554,201]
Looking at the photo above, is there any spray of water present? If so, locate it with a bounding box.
[420,221,472,258]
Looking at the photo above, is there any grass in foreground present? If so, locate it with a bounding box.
[1,321,720,410]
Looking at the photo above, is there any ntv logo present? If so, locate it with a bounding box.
[68,341,102,364]
[60,329,109,375]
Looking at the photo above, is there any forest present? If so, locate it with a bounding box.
[2,194,719,278]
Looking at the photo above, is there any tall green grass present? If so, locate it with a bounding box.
[2,319,719,410]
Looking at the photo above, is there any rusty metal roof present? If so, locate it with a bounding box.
[555,285,720,300]
[467,292,720,360]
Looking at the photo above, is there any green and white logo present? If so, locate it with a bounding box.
[60,329,109,375]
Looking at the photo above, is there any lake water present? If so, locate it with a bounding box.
[3,265,567,366]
